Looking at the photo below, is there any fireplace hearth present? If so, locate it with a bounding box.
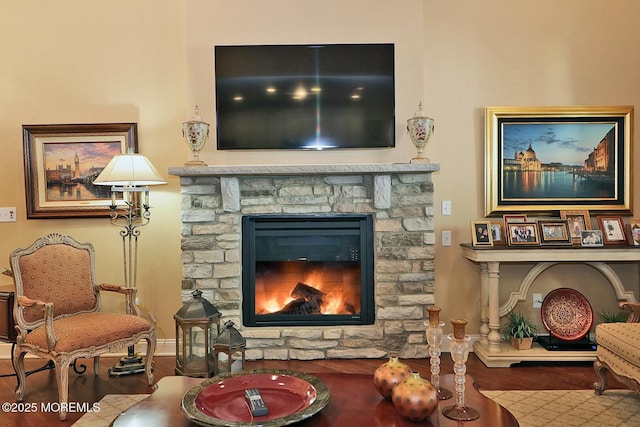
[170,163,439,360]
[242,214,375,327]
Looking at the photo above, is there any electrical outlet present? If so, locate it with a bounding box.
[0,207,17,222]
[533,293,543,308]
[442,230,452,246]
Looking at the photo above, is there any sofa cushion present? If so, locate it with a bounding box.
[24,312,153,353]
[596,322,640,367]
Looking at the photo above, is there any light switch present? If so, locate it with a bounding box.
[442,200,451,216]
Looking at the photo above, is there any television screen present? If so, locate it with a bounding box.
[214,43,395,150]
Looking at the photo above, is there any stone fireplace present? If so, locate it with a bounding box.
[169,163,439,360]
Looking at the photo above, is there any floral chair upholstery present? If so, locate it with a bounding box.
[594,302,640,394]
[10,233,156,420]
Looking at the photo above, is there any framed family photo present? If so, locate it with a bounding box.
[581,230,604,247]
[471,221,493,246]
[597,215,628,245]
[485,106,633,216]
[537,219,572,245]
[23,123,138,219]
[490,221,505,246]
[560,210,592,244]
[506,222,540,246]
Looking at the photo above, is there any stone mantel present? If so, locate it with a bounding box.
[169,162,440,177]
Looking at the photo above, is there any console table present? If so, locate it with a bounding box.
[462,244,640,367]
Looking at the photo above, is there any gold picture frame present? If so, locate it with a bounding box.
[471,221,493,246]
[560,210,592,244]
[23,123,138,219]
[537,219,572,245]
[485,106,633,216]
[506,222,540,246]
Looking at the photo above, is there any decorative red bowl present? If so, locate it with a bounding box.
[541,287,593,341]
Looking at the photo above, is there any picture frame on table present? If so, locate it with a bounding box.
[503,214,527,230]
[484,106,633,216]
[629,219,640,246]
[471,221,493,246]
[581,230,604,247]
[506,222,540,246]
[596,215,628,245]
[560,210,592,244]
[490,221,505,246]
[22,123,138,219]
[537,219,572,245]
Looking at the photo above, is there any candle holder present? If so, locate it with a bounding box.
[425,307,452,400]
[442,319,479,421]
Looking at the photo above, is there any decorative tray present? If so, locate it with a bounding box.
[181,369,330,426]
[541,287,593,341]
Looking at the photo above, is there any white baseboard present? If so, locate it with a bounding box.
[0,339,177,360]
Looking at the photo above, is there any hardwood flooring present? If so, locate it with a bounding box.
[0,354,622,427]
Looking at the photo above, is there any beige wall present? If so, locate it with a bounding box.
[1,0,639,348]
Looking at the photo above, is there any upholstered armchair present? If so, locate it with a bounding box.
[594,301,640,394]
[10,233,156,420]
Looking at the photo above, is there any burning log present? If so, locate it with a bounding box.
[274,298,322,315]
[291,282,326,300]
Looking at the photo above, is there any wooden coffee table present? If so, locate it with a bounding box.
[111,373,518,427]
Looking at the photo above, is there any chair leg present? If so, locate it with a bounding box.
[593,358,609,395]
[12,348,27,400]
[54,357,72,421]
[93,356,100,375]
[144,335,156,386]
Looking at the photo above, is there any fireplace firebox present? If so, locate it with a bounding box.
[242,214,375,327]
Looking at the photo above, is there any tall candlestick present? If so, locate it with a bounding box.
[425,307,452,400]
[442,319,479,421]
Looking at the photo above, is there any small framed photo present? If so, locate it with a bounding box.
[597,216,628,245]
[560,210,592,244]
[506,222,540,246]
[471,221,493,246]
[503,214,527,230]
[581,230,604,247]
[490,221,505,246]
[630,219,640,246]
[537,219,572,245]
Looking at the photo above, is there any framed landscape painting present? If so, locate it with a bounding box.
[23,123,138,219]
[484,106,633,216]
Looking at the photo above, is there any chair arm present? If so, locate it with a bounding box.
[16,296,58,351]
[99,283,140,316]
[619,302,640,323]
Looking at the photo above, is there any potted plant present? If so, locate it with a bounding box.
[503,310,537,350]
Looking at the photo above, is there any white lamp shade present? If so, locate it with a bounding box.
[93,153,167,186]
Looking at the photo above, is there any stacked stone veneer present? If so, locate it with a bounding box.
[169,163,440,360]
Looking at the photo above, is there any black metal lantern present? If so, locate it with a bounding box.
[213,320,246,374]
[174,289,221,377]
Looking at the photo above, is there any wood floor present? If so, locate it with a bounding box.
[0,354,623,427]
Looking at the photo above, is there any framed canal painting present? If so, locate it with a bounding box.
[484,106,633,216]
[23,123,138,219]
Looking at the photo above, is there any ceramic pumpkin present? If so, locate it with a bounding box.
[373,357,411,399]
[391,372,439,422]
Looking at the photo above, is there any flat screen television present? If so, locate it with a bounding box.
[214,43,395,150]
